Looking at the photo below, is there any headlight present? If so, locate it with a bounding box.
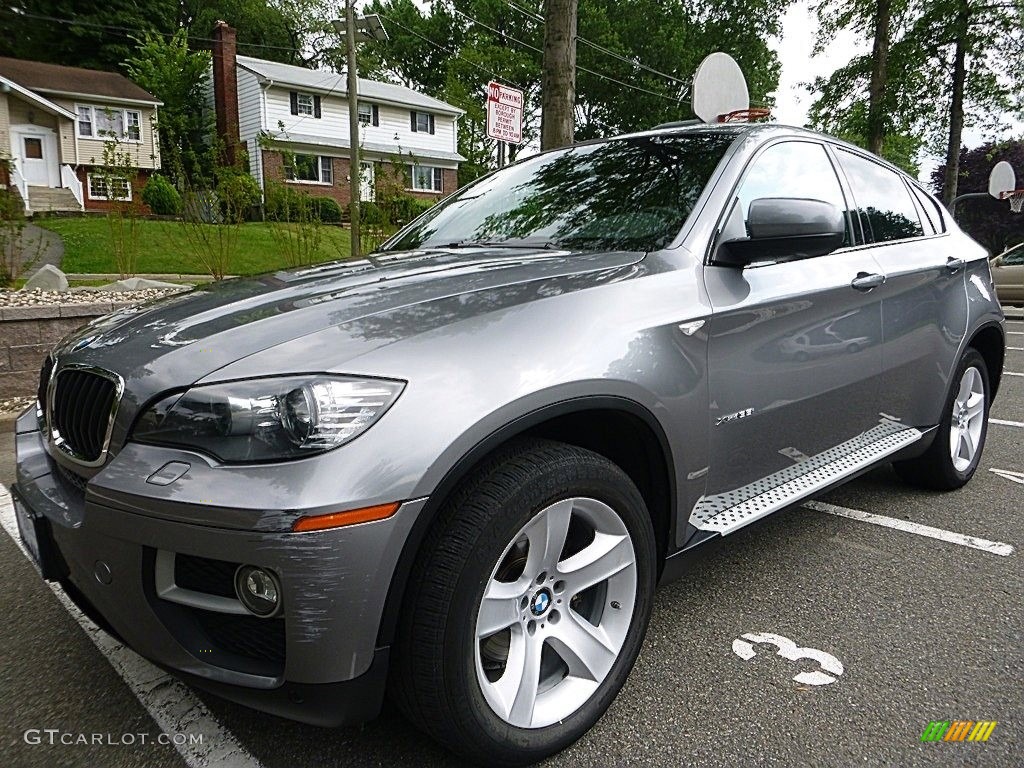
[133,376,404,462]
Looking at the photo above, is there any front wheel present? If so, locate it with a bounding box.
[893,348,990,490]
[390,439,656,767]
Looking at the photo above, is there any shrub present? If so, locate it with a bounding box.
[266,183,309,222]
[360,201,385,226]
[141,173,181,215]
[314,196,342,223]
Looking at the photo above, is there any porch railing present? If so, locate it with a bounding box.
[61,165,84,210]
[11,165,30,215]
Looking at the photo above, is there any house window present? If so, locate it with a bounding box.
[297,93,314,116]
[286,153,332,184]
[358,102,373,126]
[23,138,43,159]
[94,108,125,139]
[88,174,132,201]
[410,164,443,192]
[77,105,93,137]
[76,106,142,141]
[125,111,141,142]
[411,111,434,134]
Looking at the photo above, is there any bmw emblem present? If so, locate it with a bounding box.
[530,589,552,617]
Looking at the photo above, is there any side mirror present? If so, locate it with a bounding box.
[716,198,846,267]
[991,256,1004,267]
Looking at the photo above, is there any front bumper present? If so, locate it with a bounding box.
[12,407,422,726]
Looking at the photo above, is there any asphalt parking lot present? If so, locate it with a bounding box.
[1,318,1021,768]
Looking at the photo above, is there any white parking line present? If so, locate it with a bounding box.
[804,500,1015,557]
[990,417,1024,428]
[1008,347,1024,351]
[0,486,264,768]
[1006,371,1024,377]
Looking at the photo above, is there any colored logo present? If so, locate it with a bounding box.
[921,721,997,742]
[530,589,551,616]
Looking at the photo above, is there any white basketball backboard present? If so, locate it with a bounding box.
[692,53,749,124]
[989,161,1016,199]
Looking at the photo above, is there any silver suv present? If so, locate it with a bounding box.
[13,124,1005,766]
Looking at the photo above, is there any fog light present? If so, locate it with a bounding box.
[234,565,281,617]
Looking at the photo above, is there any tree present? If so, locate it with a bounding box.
[364,0,785,178]
[0,0,174,71]
[125,31,214,187]
[809,0,1024,193]
[541,0,578,150]
[932,140,1024,255]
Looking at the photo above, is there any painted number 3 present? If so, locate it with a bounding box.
[732,632,844,686]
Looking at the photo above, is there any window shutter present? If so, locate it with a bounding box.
[313,95,322,118]
[433,167,443,192]
[410,111,417,132]
[289,91,299,115]
[428,114,435,134]
[372,105,379,126]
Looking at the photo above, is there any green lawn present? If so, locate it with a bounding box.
[37,217,354,276]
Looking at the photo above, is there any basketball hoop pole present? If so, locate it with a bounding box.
[949,191,990,220]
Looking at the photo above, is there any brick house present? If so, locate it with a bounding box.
[0,57,162,214]
[209,22,464,212]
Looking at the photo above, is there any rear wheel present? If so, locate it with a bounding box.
[893,348,990,490]
[390,439,656,767]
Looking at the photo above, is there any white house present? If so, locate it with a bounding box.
[210,22,465,210]
[0,56,162,214]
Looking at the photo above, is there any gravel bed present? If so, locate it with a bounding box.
[0,287,187,307]
[0,396,35,416]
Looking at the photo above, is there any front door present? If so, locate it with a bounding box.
[360,161,375,202]
[702,140,886,503]
[13,127,59,187]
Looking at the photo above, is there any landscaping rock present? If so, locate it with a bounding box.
[99,277,183,292]
[22,265,69,292]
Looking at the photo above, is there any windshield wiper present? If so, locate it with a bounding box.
[442,239,557,250]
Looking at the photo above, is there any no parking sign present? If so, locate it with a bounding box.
[486,81,523,145]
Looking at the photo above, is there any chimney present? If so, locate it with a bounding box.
[212,21,240,167]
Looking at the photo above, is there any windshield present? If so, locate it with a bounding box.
[382,132,736,254]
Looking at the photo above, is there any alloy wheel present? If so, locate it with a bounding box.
[949,365,985,473]
[474,497,637,729]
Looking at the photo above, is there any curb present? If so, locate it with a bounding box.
[67,273,217,283]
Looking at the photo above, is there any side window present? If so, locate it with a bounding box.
[1003,247,1024,266]
[836,149,924,243]
[910,184,946,234]
[736,141,851,247]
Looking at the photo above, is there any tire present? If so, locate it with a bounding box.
[893,348,990,490]
[389,439,657,767]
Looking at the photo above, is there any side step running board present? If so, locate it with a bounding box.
[691,420,923,535]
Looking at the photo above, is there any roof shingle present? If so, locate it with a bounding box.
[0,57,160,104]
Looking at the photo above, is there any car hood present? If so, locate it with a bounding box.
[53,247,646,411]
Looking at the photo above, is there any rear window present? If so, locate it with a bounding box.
[384,133,736,253]
[836,149,924,244]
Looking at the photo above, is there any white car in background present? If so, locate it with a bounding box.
[991,243,1024,306]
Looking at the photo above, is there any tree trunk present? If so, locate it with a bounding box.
[541,0,578,150]
[942,6,969,207]
[866,0,891,155]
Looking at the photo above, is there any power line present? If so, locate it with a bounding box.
[378,12,530,92]
[505,0,691,91]
[451,7,690,105]
[0,7,305,55]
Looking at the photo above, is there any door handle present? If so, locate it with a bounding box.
[851,272,885,291]
[945,257,966,273]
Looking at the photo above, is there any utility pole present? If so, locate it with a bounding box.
[345,0,361,258]
[540,0,578,150]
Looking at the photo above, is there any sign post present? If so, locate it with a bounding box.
[486,81,524,168]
